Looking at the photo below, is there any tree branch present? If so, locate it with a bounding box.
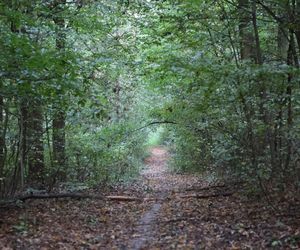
[180,192,234,199]
[131,120,177,133]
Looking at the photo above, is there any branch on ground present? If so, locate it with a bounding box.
[0,193,141,207]
[183,181,245,192]
[180,192,234,199]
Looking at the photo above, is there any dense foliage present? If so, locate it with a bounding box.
[144,0,300,194]
[0,1,149,196]
[0,0,299,197]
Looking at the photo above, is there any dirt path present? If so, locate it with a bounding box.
[0,147,299,249]
[129,146,209,249]
[129,147,170,249]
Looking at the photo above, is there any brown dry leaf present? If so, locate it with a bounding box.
[0,147,299,249]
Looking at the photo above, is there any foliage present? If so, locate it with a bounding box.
[0,0,150,196]
[0,0,299,198]
[138,0,300,193]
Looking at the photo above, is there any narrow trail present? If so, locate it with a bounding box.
[129,146,199,250]
[130,147,169,250]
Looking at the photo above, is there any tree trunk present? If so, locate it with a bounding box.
[53,110,66,180]
[27,99,45,186]
[238,0,256,60]
[294,0,300,56]
[0,87,4,177]
[0,97,8,196]
[277,11,289,62]
[270,1,291,181]
[19,101,28,188]
[52,0,67,181]
[114,81,121,121]
[251,1,263,65]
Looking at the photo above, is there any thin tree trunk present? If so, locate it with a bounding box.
[238,0,256,61]
[19,104,26,188]
[251,1,263,65]
[284,31,296,172]
[0,100,9,196]
[52,0,67,181]
[0,86,4,177]
[114,81,121,121]
[53,110,66,180]
[294,0,300,56]
[238,0,257,168]
[27,98,45,186]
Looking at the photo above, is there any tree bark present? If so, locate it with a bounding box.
[238,0,256,60]
[19,99,28,188]
[277,2,289,62]
[284,31,296,172]
[27,98,45,186]
[0,86,4,178]
[52,0,67,181]
[53,110,66,180]
[251,1,263,65]
[294,0,300,56]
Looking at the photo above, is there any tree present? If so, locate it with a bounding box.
[27,99,45,185]
[52,0,67,181]
[238,0,256,60]
[0,83,5,179]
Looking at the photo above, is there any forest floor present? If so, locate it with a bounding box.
[0,146,300,249]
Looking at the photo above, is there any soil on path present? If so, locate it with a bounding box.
[129,146,199,249]
[129,147,169,250]
[0,146,299,249]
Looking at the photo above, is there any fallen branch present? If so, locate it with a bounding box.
[17,193,104,201]
[138,216,204,226]
[106,195,141,201]
[183,181,246,192]
[0,193,141,207]
[184,184,226,192]
[180,192,234,199]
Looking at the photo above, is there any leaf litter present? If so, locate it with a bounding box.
[0,147,299,249]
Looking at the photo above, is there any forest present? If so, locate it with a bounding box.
[0,0,299,249]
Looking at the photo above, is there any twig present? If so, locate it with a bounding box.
[180,192,234,199]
